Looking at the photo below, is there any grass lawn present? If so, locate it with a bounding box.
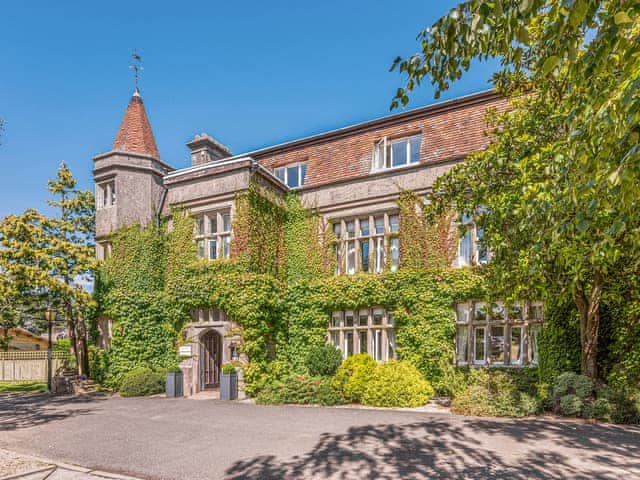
[0,381,47,393]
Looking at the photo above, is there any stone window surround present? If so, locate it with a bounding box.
[329,308,395,362]
[455,300,543,367]
[96,241,112,261]
[194,209,232,260]
[333,212,400,275]
[96,180,116,210]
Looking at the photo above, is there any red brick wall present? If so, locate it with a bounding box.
[253,93,508,188]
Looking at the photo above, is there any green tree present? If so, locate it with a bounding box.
[391,1,639,379]
[0,275,21,351]
[0,163,95,373]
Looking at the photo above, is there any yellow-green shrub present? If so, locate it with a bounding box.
[332,353,377,402]
[362,360,434,407]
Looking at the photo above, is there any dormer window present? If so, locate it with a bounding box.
[372,135,422,171]
[274,162,308,188]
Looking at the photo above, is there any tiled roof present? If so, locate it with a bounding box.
[112,90,160,158]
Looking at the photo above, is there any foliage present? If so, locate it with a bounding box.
[0,163,95,374]
[392,0,640,380]
[222,364,237,374]
[88,345,109,384]
[0,382,47,394]
[451,369,539,417]
[285,194,333,283]
[361,360,434,408]
[256,373,346,406]
[232,183,287,277]
[552,372,594,402]
[305,344,342,377]
[332,353,377,403]
[559,394,583,417]
[397,191,455,269]
[53,338,71,352]
[118,366,165,397]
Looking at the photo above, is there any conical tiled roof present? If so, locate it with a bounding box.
[112,89,160,158]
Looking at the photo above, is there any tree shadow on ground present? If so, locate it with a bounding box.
[0,393,106,431]
[225,416,640,479]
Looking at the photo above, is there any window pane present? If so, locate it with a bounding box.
[489,326,505,363]
[347,241,356,274]
[391,140,407,167]
[346,221,355,238]
[360,239,370,272]
[208,239,217,260]
[477,227,489,264]
[530,325,541,364]
[374,330,383,361]
[530,303,544,320]
[373,141,385,170]
[474,327,485,363]
[275,167,285,183]
[222,236,230,257]
[197,218,205,235]
[387,312,394,326]
[331,312,341,327]
[456,303,470,323]
[222,213,231,232]
[300,163,307,185]
[359,218,370,236]
[409,136,421,163]
[390,238,399,272]
[110,182,116,204]
[330,331,340,349]
[344,331,354,358]
[373,309,383,325]
[388,329,396,359]
[359,331,368,353]
[210,216,218,234]
[374,238,384,273]
[345,311,354,327]
[458,231,472,266]
[197,240,205,258]
[388,214,400,233]
[508,303,523,321]
[456,326,469,363]
[358,310,368,326]
[490,303,505,321]
[510,327,523,365]
[335,243,342,275]
[374,216,384,234]
[286,165,300,188]
[474,303,487,321]
[333,223,341,239]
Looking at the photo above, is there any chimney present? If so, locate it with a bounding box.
[187,133,232,166]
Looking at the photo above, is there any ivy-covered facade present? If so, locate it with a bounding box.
[93,88,538,396]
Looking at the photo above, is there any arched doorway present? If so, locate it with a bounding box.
[199,330,222,389]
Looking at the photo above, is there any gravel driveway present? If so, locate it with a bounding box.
[1,393,638,479]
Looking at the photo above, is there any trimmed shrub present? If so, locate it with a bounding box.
[332,353,377,403]
[451,370,539,417]
[256,373,346,406]
[119,367,165,397]
[552,372,593,401]
[305,344,342,377]
[362,361,434,408]
[559,394,583,416]
[592,398,613,422]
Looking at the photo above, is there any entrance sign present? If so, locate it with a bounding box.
[179,345,192,356]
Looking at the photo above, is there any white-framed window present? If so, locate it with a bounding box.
[457,213,489,266]
[455,300,543,367]
[332,213,399,275]
[372,134,422,171]
[195,210,232,260]
[274,162,308,188]
[96,180,116,210]
[329,308,395,361]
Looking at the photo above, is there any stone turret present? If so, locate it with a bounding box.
[93,89,173,258]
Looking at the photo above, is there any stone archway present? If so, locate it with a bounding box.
[199,329,222,389]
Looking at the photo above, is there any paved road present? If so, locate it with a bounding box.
[1,393,639,479]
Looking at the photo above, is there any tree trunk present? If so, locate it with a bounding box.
[574,275,603,379]
[76,316,89,377]
[65,300,78,371]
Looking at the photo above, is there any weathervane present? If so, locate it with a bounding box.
[129,49,143,92]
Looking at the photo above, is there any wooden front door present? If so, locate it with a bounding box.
[200,330,221,389]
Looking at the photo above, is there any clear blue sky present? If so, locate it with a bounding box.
[0,0,497,218]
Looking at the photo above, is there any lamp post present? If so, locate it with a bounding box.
[44,306,56,394]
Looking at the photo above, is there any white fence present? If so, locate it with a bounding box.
[0,351,71,382]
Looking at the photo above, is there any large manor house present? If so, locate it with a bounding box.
[94,87,544,395]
